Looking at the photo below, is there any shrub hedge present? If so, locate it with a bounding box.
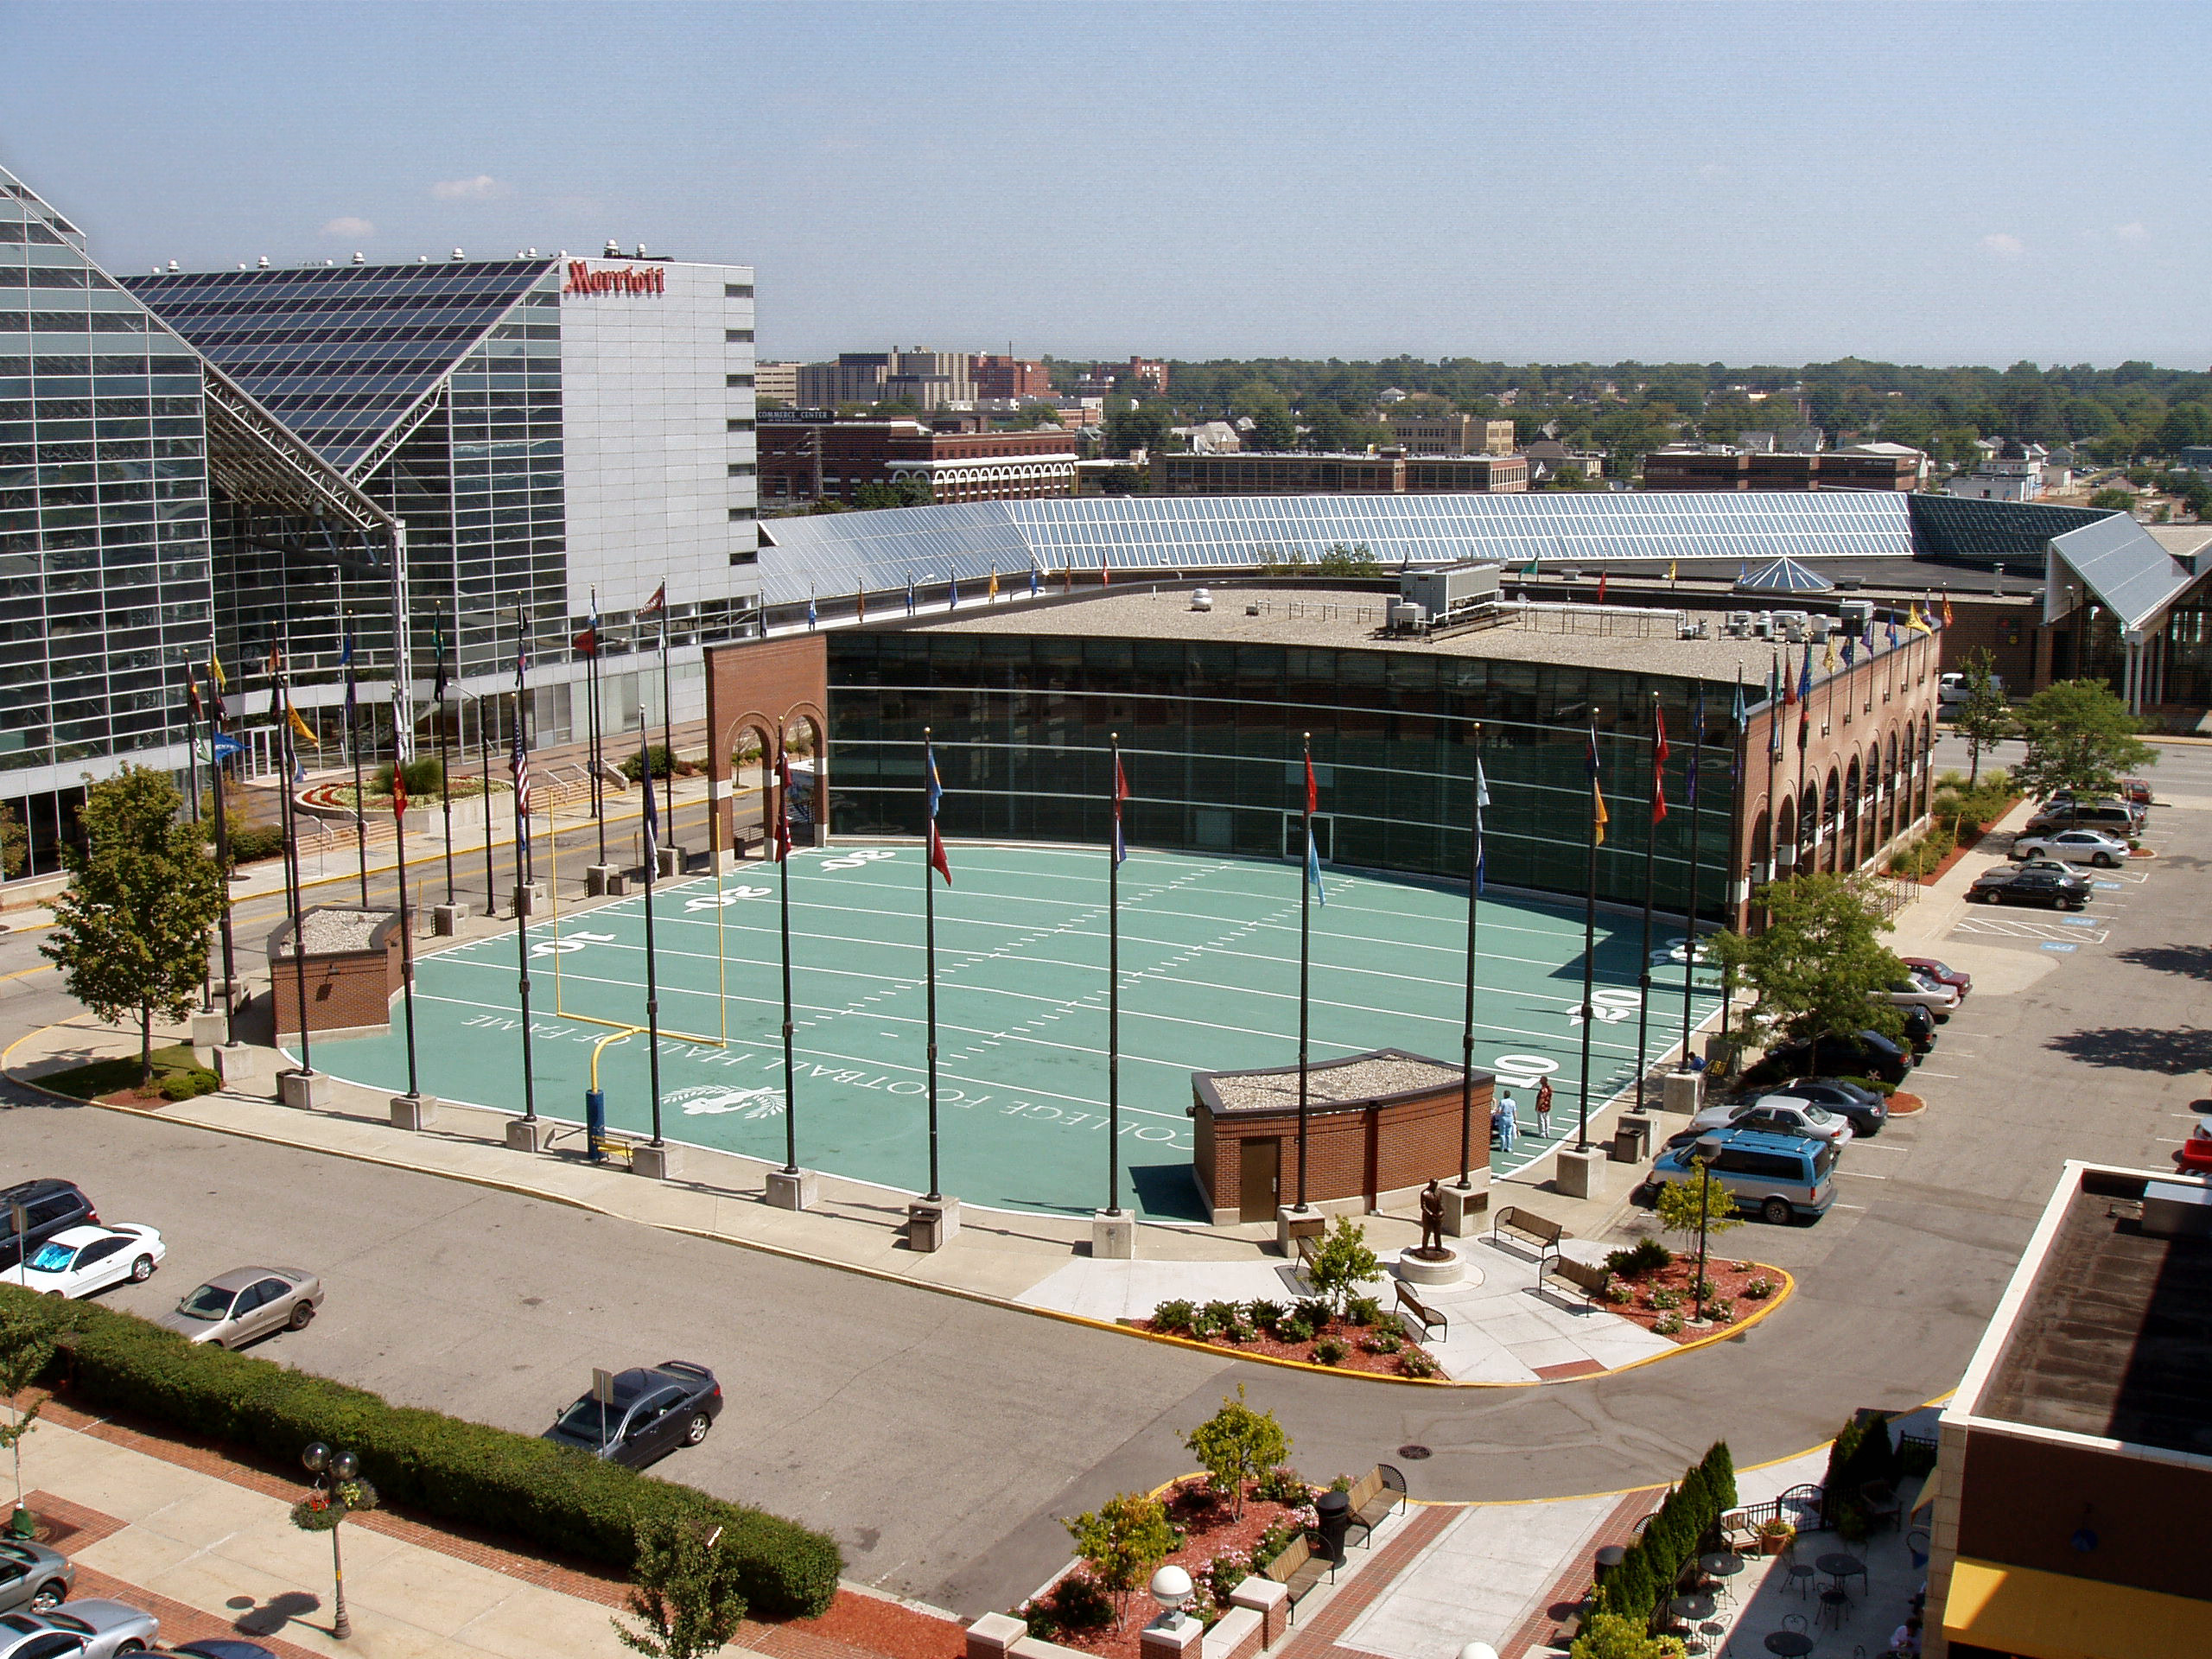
[1,1286,840,1616]
[1592,1440,1734,1628]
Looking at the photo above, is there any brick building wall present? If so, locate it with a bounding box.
[270,915,403,1038]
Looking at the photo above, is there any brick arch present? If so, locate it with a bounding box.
[703,636,829,861]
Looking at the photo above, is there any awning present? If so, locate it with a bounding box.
[1943,1558,2207,1659]
[1910,1465,1940,1514]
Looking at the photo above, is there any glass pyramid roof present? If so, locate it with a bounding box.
[122,258,554,474]
[1734,555,1836,594]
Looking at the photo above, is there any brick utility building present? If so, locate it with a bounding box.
[1923,1160,2212,1659]
[1156,451,1526,496]
[970,354,1052,401]
[1387,411,1516,455]
[1642,445,1925,491]
[758,417,1076,506]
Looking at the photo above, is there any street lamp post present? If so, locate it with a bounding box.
[1692,1132,1724,1324]
[300,1440,374,1639]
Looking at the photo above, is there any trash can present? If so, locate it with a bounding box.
[1314,1488,1351,1562]
[1612,1113,1653,1163]
[907,1201,947,1253]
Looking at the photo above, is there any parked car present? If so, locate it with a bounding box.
[1757,1077,1889,1136]
[155,1268,322,1349]
[2117,777,2153,807]
[2011,829,2131,868]
[1900,957,1972,1001]
[2177,1115,2212,1175]
[2042,787,2145,825]
[0,1599,160,1658]
[1878,974,1959,1018]
[543,1362,722,1469]
[2,1225,163,1299]
[1681,1095,1853,1148]
[0,1539,73,1616]
[2023,802,2138,838]
[1644,1127,1840,1225]
[1743,1029,1915,1088]
[0,1180,99,1272]
[1969,866,2091,911]
[1891,1003,1937,1052]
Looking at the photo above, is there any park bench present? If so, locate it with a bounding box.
[1341,1464,1409,1548]
[1545,1256,1611,1307]
[1492,1205,1566,1262]
[1394,1280,1447,1342]
[1262,1530,1334,1620]
[1296,1230,1323,1275]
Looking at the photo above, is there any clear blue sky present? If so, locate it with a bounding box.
[7,0,2205,371]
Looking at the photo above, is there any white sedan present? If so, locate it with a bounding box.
[2012,829,2131,868]
[2,1224,165,1298]
[1878,973,1960,1019]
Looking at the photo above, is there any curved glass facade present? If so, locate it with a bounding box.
[828,631,1738,919]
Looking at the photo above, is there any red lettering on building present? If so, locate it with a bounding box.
[563,263,666,296]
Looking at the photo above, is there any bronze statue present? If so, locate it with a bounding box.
[1417,1178,1446,1255]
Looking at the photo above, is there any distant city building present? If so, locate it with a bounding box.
[1071,356,1169,397]
[1386,412,1516,455]
[972,353,1052,401]
[1643,446,1923,493]
[753,360,802,404]
[1777,424,1825,453]
[1521,440,1610,485]
[797,348,976,411]
[1154,451,1526,497]
[1946,438,2044,503]
[1173,420,1243,454]
[759,417,1075,506]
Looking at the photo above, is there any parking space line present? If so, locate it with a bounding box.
[1854,1141,1911,1152]
[1839,1169,1889,1179]
[1916,1071,1961,1079]
[1834,1203,1869,1211]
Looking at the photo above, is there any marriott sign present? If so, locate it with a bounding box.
[563,262,665,296]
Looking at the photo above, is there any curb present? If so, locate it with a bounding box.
[5,1020,1796,1393]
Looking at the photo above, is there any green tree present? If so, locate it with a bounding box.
[1184,1385,1290,1518]
[1063,1492,1178,1629]
[0,1313,53,1529]
[0,802,24,880]
[1103,404,1171,458]
[2011,679,2158,801]
[1015,402,1064,428]
[1949,649,2012,785]
[1653,1168,1748,1251]
[1707,872,1906,1044]
[1570,1611,1688,1659]
[2088,486,2138,512]
[41,767,226,1084]
[1250,404,1297,450]
[1304,1217,1382,1313]
[613,1513,750,1659]
[2154,404,2211,452]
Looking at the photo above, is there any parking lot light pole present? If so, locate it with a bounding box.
[301,1440,361,1639]
[1693,1132,1723,1324]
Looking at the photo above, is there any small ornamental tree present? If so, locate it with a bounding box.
[1949,649,2012,786]
[1570,1611,1688,1659]
[1707,872,1907,1046]
[1063,1491,1178,1630]
[0,802,25,880]
[41,766,226,1084]
[1184,1385,1290,1519]
[0,1314,53,1529]
[614,1513,751,1659]
[1654,1170,1748,1253]
[1304,1217,1382,1315]
[2012,679,2158,801]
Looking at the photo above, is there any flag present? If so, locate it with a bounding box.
[1651,705,1669,824]
[639,582,666,617]
[1101,557,1111,587]
[208,647,227,692]
[925,741,951,885]
[288,700,318,747]
[641,735,659,865]
[1305,825,1325,906]
[1942,594,1954,627]
[1472,757,1490,893]
[1841,632,1857,666]
[1907,604,1933,636]
[1797,645,1814,704]
[988,569,1000,601]
[431,617,448,706]
[264,642,283,676]
[1520,557,1540,577]
[1667,559,1678,582]
[774,742,793,861]
[1769,653,1783,758]
[341,627,357,722]
[391,766,408,821]
[1304,753,1319,817]
[187,678,202,722]
[807,594,817,630]
[1595,570,1609,605]
[1688,687,1706,806]
[1586,723,1609,846]
[948,576,959,610]
[1822,635,1837,672]
[510,720,532,818]
[1887,614,1900,648]
[572,620,598,657]
[855,588,867,623]
[906,578,917,616]
[1111,751,1128,867]
[1028,568,1040,597]
[1798,646,1813,747]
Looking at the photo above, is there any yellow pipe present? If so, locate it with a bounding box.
[588,1027,636,1092]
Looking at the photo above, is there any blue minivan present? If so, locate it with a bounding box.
[1645,1126,1839,1224]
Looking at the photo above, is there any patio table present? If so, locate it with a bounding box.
[1764,1634,1814,1659]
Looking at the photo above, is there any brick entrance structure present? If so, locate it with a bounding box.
[1191,1048,1491,1224]
[702,635,829,859]
[269,906,403,1038]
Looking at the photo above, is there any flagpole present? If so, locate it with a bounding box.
[1795,645,1811,874]
[477,688,495,919]
[1766,650,1783,899]
[1458,722,1484,1190]
[1637,694,1662,1112]
[1295,730,1313,1212]
[436,606,454,905]
[1107,733,1123,1217]
[1681,685,1707,1062]
[1577,712,1603,1153]
[276,639,315,1083]
[513,605,537,1123]
[778,737,798,1176]
[658,598,675,869]
[204,664,240,1046]
[923,726,942,1205]
[345,616,369,907]
[589,592,607,866]
[639,720,664,1149]
[1721,667,1746,1035]
[393,776,421,1102]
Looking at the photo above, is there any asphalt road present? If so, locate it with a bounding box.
[3,739,2209,1616]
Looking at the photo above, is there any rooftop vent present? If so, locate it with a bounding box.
[256,255,270,268]
[450,247,465,261]
[352,251,364,264]
[605,239,621,257]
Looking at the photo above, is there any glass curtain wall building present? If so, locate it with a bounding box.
[828,630,1738,919]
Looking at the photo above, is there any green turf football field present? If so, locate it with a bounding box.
[311,843,1720,1220]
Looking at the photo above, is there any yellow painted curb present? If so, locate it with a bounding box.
[4,1018,1794,1393]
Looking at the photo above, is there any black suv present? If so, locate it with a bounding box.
[1742,1029,1915,1088]
[0,1178,99,1271]
[1969,865,2091,912]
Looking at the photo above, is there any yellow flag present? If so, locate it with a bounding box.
[988,569,1000,600]
[208,647,226,690]
[288,702,318,746]
[1906,604,1933,635]
[1822,637,1837,671]
[1592,779,1609,846]
[1667,560,1678,582]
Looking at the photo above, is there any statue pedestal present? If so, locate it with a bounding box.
[1441,1173,1490,1235]
[1395,1246,1470,1287]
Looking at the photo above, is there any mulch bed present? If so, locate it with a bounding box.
[2130,847,2158,858]
[1024,1477,1315,1659]
[1130,1311,1438,1377]
[1600,1256,1780,1342]
[1912,841,1980,886]
[1886,1090,1927,1116]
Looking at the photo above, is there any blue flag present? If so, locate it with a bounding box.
[1306,825,1325,906]
[1887,614,1900,648]
[906,579,917,616]
[806,594,817,630]
[1686,688,1704,809]
[641,734,658,864]
[925,741,950,885]
[1028,568,1040,598]
[948,575,959,611]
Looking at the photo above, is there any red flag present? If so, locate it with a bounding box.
[638,582,666,617]
[391,769,409,821]
[1100,558,1111,588]
[927,820,952,885]
[1596,570,1609,605]
[1651,706,1670,824]
[774,743,793,861]
[572,625,598,657]
[1304,754,1318,817]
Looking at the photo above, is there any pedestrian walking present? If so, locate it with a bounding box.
[1494,1089,1520,1151]
[1535,1077,1554,1139]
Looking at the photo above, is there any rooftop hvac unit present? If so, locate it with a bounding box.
[1840,598,1876,631]
[1751,612,1774,638]
[1724,611,1754,637]
[1808,615,1837,641]
[1775,610,1809,642]
[1400,562,1501,621]
[1390,602,1428,634]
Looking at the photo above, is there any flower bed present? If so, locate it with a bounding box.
[302,779,503,813]
[1018,1476,1317,1659]
[1134,1296,1440,1378]
[1600,1255,1779,1340]
[1885,1090,1927,1116]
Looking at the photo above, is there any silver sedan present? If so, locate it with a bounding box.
[154,1267,322,1349]
[0,1599,159,1657]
